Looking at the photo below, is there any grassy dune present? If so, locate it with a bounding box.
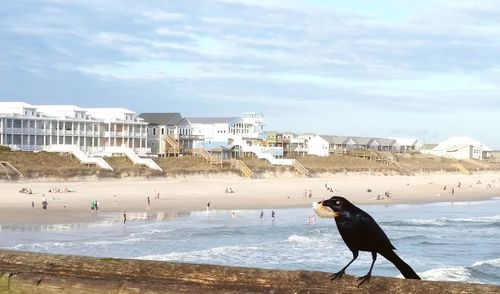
[1,149,499,179]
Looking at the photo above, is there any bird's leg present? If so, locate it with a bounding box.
[357,252,377,286]
[331,251,358,281]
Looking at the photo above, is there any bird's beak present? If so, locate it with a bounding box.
[313,201,341,218]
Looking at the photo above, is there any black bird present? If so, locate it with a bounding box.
[313,196,420,286]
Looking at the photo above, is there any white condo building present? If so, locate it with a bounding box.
[0,102,149,155]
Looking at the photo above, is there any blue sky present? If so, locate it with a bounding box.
[1,0,500,148]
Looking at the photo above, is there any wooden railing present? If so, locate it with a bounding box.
[292,160,309,176]
[192,148,222,167]
[451,163,471,175]
[164,136,180,156]
[231,159,253,178]
[0,161,23,178]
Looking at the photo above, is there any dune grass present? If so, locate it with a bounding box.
[0,150,498,179]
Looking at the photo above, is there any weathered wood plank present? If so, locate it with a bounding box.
[0,250,499,293]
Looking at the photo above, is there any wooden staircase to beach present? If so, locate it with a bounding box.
[164,136,180,157]
[192,148,222,168]
[231,159,253,178]
[451,163,471,175]
[349,150,413,175]
[0,161,23,178]
[292,160,309,176]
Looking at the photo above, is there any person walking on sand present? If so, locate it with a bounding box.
[123,212,127,224]
[90,200,95,212]
[146,196,151,210]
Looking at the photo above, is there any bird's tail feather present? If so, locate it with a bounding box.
[380,250,421,279]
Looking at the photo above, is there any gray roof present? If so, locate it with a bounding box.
[372,138,396,146]
[350,137,373,145]
[321,135,348,145]
[187,117,239,124]
[138,113,184,126]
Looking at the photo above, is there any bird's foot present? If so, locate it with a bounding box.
[330,270,345,281]
[357,274,371,287]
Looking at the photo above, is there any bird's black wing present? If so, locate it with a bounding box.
[354,208,396,251]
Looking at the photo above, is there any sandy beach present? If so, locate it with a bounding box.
[1,172,500,225]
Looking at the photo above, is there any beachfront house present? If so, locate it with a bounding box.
[307,135,329,156]
[187,113,265,149]
[285,133,312,156]
[393,138,424,153]
[138,113,201,156]
[0,102,149,155]
[422,137,492,160]
[370,138,397,152]
[307,135,403,156]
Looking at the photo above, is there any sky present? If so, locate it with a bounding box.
[1,0,500,148]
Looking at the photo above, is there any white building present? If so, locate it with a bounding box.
[188,113,264,149]
[423,137,492,160]
[307,135,330,156]
[0,102,149,155]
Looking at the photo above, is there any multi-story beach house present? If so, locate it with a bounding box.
[138,112,202,156]
[0,102,149,155]
[187,113,265,149]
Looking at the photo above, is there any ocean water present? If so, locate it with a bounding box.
[1,198,499,285]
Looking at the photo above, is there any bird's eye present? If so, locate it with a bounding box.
[335,200,341,205]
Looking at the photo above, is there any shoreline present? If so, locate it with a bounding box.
[1,171,500,225]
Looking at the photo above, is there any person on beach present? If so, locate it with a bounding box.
[260,211,264,219]
[308,189,312,199]
[90,201,95,212]
[95,201,99,212]
[452,187,455,195]
[271,210,276,221]
[42,200,48,210]
[123,212,127,224]
[146,196,151,210]
[31,201,34,208]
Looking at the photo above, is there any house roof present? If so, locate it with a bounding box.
[373,138,396,146]
[321,135,348,144]
[350,137,372,145]
[187,117,239,124]
[394,138,418,146]
[446,144,470,152]
[138,113,183,126]
[433,136,492,152]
